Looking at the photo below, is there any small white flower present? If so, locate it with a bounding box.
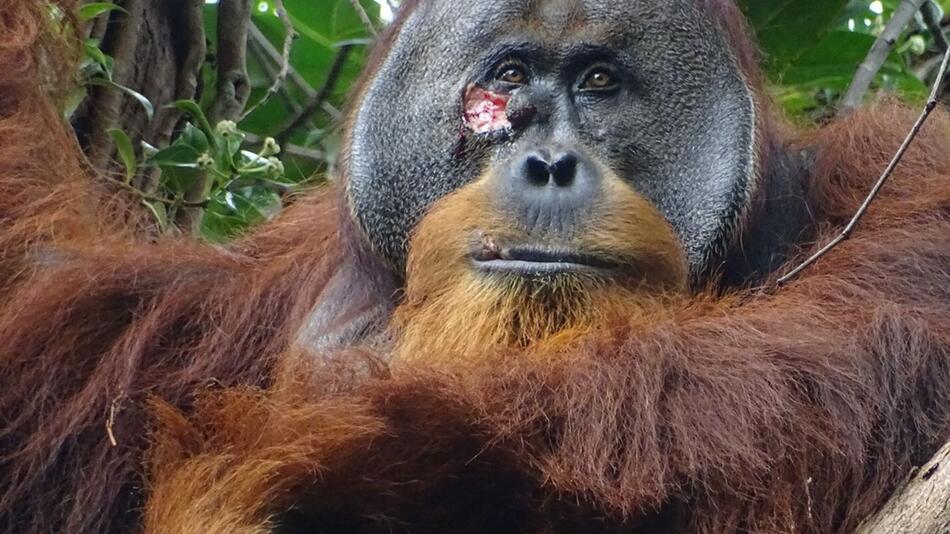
[266,157,284,177]
[261,137,281,157]
[197,152,215,169]
[216,120,239,137]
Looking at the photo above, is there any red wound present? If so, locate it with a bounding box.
[463,85,511,134]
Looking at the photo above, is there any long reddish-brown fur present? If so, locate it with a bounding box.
[142,101,950,533]
[1,1,948,533]
[0,2,358,532]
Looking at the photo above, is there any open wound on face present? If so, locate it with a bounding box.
[463,85,511,134]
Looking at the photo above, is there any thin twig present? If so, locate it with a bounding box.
[244,132,325,162]
[105,394,126,447]
[104,174,208,208]
[274,45,354,145]
[913,52,946,80]
[241,2,297,121]
[248,25,343,121]
[777,45,950,285]
[349,0,378,36]
[249,25,312,98]
[248,38,306,116]
[840,0,929,113]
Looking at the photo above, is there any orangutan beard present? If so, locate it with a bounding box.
[392,270,684,364]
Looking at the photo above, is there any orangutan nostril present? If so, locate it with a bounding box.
[525,155,551,186]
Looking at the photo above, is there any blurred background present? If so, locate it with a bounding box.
[64,0,949,239]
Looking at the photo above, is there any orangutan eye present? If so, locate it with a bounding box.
[580,67,618,91]
[496,64,528,85]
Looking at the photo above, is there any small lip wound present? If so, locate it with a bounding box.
[472,243,617,274]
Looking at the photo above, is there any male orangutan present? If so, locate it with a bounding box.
[0,0,948,533]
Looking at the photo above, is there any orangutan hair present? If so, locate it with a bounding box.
[0,1,948,533]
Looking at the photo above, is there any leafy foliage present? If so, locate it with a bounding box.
[741,0,949,117]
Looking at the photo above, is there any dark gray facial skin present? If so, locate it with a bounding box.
[345,0,757,280]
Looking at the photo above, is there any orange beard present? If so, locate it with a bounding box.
[392,173,689,364]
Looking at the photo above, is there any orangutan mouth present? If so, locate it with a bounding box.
[471,240,617,275]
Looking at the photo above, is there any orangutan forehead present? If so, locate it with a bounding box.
[418,0,699,43]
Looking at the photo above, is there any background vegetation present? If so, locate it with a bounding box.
[65,0,949,240]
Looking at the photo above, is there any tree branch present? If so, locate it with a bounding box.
[182,0,251,234]
[240,1,296,121]
[778,44,950,285]
[248,24,343,122]
[210,0,252,122]
[348,0,378,36]
[921,1,949,53]
[137,0,207,194]
[856,441,950,534]
[274,45,353,145]
[840,0,929,112]
[86,0,143,171]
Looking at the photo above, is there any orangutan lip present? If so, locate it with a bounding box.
[472,245,617,274]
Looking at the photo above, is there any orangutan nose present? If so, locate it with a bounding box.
[500,147,602,235]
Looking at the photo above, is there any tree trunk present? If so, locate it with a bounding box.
[73,0,206,194]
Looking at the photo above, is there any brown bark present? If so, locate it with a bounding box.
[72,0,208,235]
[137,0,206,194]
[210,0,252,122]
[81,0,143,171]
[74,0,207,188]
[175,0,252,234]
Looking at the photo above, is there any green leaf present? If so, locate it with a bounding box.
[159,166,201,194]
[200,184,283,242]
[87,78,154,120]
[146,144,201,168]
[141,141,160,160]
[200,210,245,243]
[739,0,850,74]
[281,0,380,48]
[241,186,283,219]
[224,132,245,158]
[171,100,215,137]
[78,2,126,23]
[63,87,88,119]
[178,123,210,154]
[83,39,113,74]
[107,128,137,184]
[239,0,377,139]
[778,31,880,87]
[773,27,928,114]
